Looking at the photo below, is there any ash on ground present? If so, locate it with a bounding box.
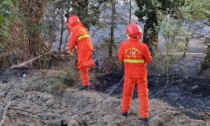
[0,68,210,126]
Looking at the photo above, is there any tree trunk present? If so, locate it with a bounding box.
[17,0,48,69]
[182,37,190,58]
[59,10,64,52]
[109,0,115,58]
[143,11,158,56]
[19,0,47,57]
[198,44,210,75]
[129,0,132,24]
[71,0,90,29]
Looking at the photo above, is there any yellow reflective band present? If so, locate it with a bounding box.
[78,34,90,41]
[124,59,145,63]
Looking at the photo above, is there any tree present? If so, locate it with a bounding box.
[129,0,132,23]
[135,0,185,55]
[0,0,19,68]
[178,0,210,58]
[109,0,116,57]
[53,0,103,51]
[180,0,210,74]
[64,0,107,31]
[0,0,17,52]
[18,0,47,57]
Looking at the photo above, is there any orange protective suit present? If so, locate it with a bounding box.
[68,22,95,86]
[118,38,152,118]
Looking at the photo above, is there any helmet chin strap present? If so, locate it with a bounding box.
[127,34,141,40]
[136,36,141,40]
[127,34,130,39]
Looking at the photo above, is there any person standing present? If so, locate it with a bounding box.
[66,15,100,91]
[118,23,152,125]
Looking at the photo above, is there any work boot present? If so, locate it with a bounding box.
[140,118,149,126]
[77,85,89,91]
[95,59,103,71]
[122,112,128,117]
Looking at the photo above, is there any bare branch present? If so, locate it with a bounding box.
[0,100,11,126]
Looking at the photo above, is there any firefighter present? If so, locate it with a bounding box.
[66,15,101,91]
[118,23,152,125]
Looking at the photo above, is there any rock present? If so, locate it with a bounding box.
[127,119,138,126]
[46,98,55,107]
[19,102,28,109]
[43,93,53,101]
[73,115,83,126]
[68,119,79,126]
[7,89,24,100]
[2,115,11,126]
[45,119,61,126]
[27,95,33,101]
[0,91,6,98]
[61,119,68,126]
[21,83,30,92]
[207,121,210,126]
[17,119,26,126]
[149,116,164,126]
[23,74,27,78]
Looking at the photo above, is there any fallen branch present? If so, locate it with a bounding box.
[0,100,11,126]
[205,111,210,117]
[15,111,39,119]
[7,107,62,122]
[8,107,39,116]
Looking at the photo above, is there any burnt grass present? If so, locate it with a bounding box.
[0,67,28,83]
[1,68,210,120]
[93,72,210,120]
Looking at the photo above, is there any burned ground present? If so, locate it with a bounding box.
[149,76,210,111]
[0,68,210,126]
[90,72,210,120]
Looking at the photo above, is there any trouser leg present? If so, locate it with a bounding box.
[121,77,135,113]
[136,78,149,118]
[79,68,89,86]
[78,51,95,69]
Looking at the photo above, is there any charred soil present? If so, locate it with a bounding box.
[0,68,210,126]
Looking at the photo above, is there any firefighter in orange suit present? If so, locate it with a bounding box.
[66,15,96,91]
[118,23,152,125]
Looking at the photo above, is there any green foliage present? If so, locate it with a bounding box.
[160,16,191,57]
[50,75,70,87]
[151,53,178,75]
[199,46,210,75]
[178,0,210,57]
[155,0,210,75]
[151,23,184,75]
[0,0,17,54]
[0,0,17,30]
[179,0,210,21]
[134,0,185,55]
[135,0,185,23]
[94,38,118,57]
[49,59,80,87]
[0,15,7,36]
[135,0,155,22]
[190,0,210,20]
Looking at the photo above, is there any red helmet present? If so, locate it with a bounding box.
[126,23,142,38]
[66,15,80,27]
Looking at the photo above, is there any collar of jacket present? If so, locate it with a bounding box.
[69,22,84,33]
[71,22,83,28]
[128,38,141,42]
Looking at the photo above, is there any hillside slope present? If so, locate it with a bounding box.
[0,70,209,126]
